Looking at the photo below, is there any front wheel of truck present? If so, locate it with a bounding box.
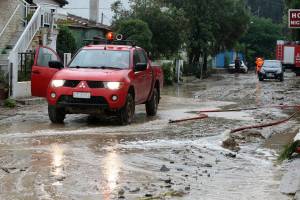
[119,93,135,125]
[48,105,66,124]
[146,88,158,116]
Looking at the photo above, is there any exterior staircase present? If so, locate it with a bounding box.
[0,25,24,73]
[0,1,57,97]
[0,54,10,72]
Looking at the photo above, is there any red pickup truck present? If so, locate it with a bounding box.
[31,44,163,125]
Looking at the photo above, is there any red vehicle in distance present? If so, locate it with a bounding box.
[31,37,163,125]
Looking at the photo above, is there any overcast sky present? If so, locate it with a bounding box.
[62,0,130,25]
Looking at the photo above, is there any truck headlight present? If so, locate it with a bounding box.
[277,70,282,74]
[104,82,124,90]
[51,80,65,88]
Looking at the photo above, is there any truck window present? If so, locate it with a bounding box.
[133,50,141,66]
[69,50,130,69]
[138,50,148,64]
[37,47,59,67]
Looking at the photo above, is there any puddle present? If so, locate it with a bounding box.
[0,73,297,200]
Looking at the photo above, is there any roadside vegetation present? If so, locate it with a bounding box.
[110,0,300,80]
[111,0,250,78]
[56,26,77,59]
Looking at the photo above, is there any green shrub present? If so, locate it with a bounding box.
[4,98,16,108]
[1,49,7,54]
[162,62,175,85]
[278,140,300,162]
[57,26,77,58]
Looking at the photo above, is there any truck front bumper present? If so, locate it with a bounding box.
[47,87,128,114]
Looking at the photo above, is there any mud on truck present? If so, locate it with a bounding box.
[31,35,164,125]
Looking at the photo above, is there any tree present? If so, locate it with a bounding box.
[112,0,249,77]
[112,0,185,59]
[240,16,283,61]
[179,0,249,77]
[56,26,77,58]
[116,19,153,51]
[133,6,184,58]
[245,0,284,23]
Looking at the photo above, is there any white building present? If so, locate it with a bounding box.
[0,0,68,97]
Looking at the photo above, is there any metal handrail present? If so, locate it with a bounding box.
[0,5,21,40]
[11,6,42,55]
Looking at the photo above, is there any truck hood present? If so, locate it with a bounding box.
[53,68,130,81]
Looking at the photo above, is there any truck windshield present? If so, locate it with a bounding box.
[69,49,130,69]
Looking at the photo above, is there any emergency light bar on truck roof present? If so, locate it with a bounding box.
[83,32,136,47]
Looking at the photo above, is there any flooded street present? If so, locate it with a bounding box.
[0,72,299,200]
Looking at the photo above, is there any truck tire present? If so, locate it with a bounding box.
[119,93,135,125]
[48,105,66,124]
[146,88,159,116]
[279,74,284,82]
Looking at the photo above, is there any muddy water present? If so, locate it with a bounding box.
[0,73,298,199]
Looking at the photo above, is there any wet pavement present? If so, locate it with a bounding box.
[0,72,299,200]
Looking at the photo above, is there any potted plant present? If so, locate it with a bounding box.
[0,70,9,100]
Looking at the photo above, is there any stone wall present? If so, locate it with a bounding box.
[0,0,21,50]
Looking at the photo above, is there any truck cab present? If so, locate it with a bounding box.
[31,42,163,125]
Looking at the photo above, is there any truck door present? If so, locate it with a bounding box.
[133,49,147,103]
[31,46,61,97]
[295,46,300,68]
[137,50,152,102]
[284,46,295,65]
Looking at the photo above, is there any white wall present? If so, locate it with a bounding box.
[13,82,31,98]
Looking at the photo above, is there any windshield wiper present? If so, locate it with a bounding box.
[70,65,83,68]
[99,66,123,70]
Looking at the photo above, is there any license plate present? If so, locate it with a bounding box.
[267,73,275,77]
[73,92,91,99]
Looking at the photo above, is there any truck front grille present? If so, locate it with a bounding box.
[57,95,108,106]
[87,81,104,88]
[64,80,80,88]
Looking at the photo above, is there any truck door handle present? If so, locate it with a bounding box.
[32,70,40,74]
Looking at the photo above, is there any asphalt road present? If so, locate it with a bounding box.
[0,72,299,200]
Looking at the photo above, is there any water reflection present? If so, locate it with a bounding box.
[102,150,121,200]
[255,82,262,105]
[51,144,64,177]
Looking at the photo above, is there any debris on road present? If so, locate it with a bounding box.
[160,165,170,172]
[222,137,240,152]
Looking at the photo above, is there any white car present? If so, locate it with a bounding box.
[228,61,248,73]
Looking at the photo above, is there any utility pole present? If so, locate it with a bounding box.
[101,12,104,24]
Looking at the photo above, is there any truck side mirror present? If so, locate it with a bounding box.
[135,63,147,72]
[49,60,64,69]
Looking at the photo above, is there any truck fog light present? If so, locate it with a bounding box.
[51,92,56,99]
[111,95,118,101]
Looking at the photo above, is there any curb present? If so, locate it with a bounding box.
[15,97,45,105]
